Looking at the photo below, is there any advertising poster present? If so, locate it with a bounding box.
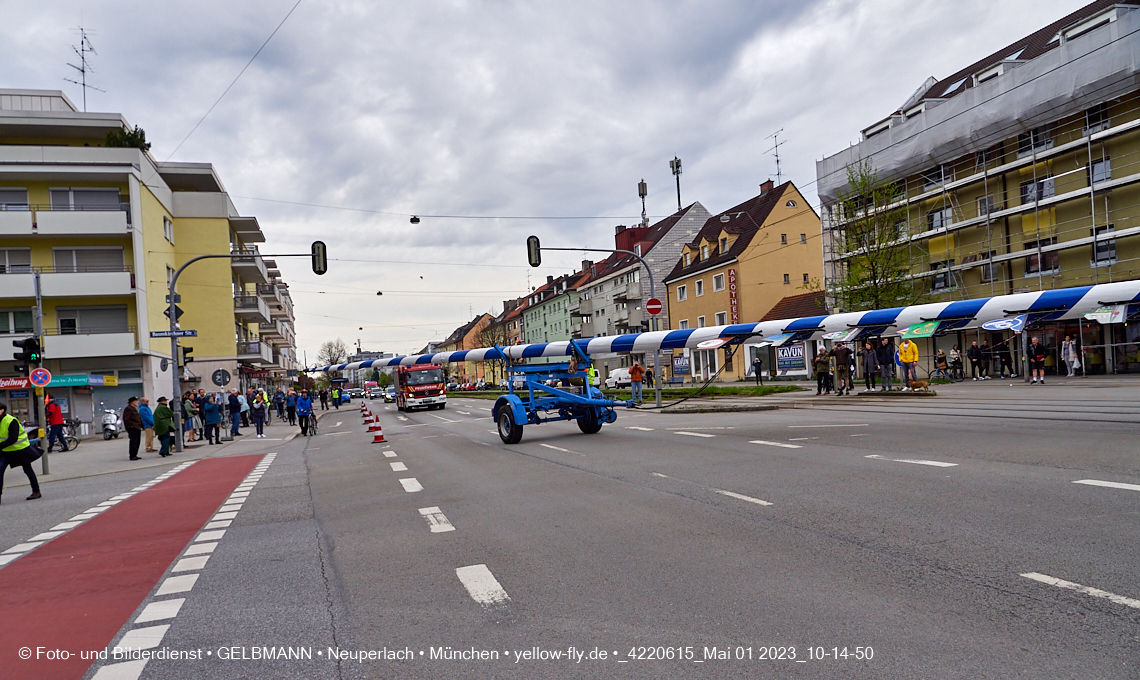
[776,343,807,374]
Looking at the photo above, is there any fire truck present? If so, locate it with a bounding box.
[395,364,447,412]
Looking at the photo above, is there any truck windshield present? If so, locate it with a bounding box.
[405,369,443,386]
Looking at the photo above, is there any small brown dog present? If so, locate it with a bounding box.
[908,380,931,392]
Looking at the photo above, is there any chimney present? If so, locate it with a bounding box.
[547,275,554,285]
[760,179,774,194]
[615,225,626,235]
[581,259,592,273]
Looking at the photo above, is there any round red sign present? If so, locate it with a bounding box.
[645,298,663,316]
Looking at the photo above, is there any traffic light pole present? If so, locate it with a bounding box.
[33,270,47,474]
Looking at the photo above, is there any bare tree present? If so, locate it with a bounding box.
[480,321,509,385]
[317,339,349,385]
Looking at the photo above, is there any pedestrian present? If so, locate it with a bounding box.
[45,394,69,453]
[139,397,156,453]
[814,347,831,395]
[0,401,42,501]
[286,389,297,425]
[980,340,992,380]
[273,388,286,419]
[876,337,895,391]
[996,340,1016,378]
[645,367,655,388]
[898,337,919,389]
[202,394,222,444]
[239,390,251,427]
[251,394,268,438]
[228,389,242,436]
[830,342,853,395]
[751,356,763,386]
[297,390,314,436]
[967,341,983,381]
[153,397,174,457]
[331,386,341,409]
[183,391,199,443]
[319,388,329,410]
[862,341,880,392]
[949,344,963,380]
[587,364,599,387]
[1029,336,1048,384]
[629,361,645,403]
[195,389,208,440]
[124,396,144,460]
[1062,335,1078,376]
[935,349,949,380]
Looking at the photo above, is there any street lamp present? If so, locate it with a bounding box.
[669,157,682,211]
[638,179,648,228]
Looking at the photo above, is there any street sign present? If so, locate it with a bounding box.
[160,358,169,372]
[29,367,52,387]
[165,294,182,303]
[982,315,1028,332]
[163,305,185,321]
[212,368,232,387]
[150,329,197,338]
[645,297,663,316]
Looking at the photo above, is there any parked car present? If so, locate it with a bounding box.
[604,368,632,389]
[446,382,458,391]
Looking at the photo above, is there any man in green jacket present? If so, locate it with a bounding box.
[0,401,40,501]
[153,396,175,458]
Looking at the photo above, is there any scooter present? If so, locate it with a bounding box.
[100,402,123,440]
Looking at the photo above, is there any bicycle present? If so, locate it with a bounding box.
[302,412,319,436]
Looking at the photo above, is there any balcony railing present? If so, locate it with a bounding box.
[230,247,269,284]
[256,282,282,303]
[234,294,271,323]
[0,266,135,298]
[237,339,274,364]
[3,204,134,235]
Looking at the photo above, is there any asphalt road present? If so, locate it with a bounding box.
[1,384,1137,679]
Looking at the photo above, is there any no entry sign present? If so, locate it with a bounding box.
[645,298,663,316]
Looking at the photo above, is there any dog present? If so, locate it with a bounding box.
[908,380,931,392]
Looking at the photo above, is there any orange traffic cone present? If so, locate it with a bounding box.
[368,422,380,431]
[372,425,386,443]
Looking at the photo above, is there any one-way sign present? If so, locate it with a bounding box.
[150,330,198,338]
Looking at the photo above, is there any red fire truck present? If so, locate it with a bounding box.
[395,364,447,412]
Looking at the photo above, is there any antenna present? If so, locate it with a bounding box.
[764,128,785,185]
[64,27,105,112]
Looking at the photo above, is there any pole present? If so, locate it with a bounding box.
[33,271,47,475]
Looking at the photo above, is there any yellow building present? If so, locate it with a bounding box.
[664,181,822,382]
[0,89,297,422]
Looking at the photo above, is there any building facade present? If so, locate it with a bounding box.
[522,271,588,364]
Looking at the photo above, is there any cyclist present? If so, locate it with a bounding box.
[297,390,314,436]
[45,394,69,453]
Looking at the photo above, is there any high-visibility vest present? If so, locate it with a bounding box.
[0,413,31,453]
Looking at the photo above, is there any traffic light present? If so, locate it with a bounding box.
[311,240,327,276]
[12,337,40,375]
[179,345,194,368]
[526,235,541,267]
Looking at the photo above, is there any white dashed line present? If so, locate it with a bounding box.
[865,454,957,467]
[335,421,342,427]
[116,624,169,650]
[713,489,774,506]
[789,423,868,428]
[91,658,147,679]
[172,556,210,572]
[625,426,654,431]
[788,437,818,441]
[457,411,471,415]
[418,506,456,533]
[1073,479,1140,492]
[1021,572,1140,610]
[183,542,216,556]
[390,462,408,471]
[399,478,424,492]
[155,574,198,596]
[135,598,184,623]
[456,564,511,607]
[430,414,457,423]
[749,440,802,449]
[539,443,570,452]
[675,431,715,438]
[651,472,669,478]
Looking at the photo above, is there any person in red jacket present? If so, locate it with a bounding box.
[45,395,69,453]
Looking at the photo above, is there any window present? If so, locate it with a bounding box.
[927,207,953,231]
[684,252,691,267]
[1093,225,1116,265]
[713,273,725,291]
[782,273,790,284]
[803,273,810,283]
[980,251,1000,283]
[719,237,727,252]
[1020,177,1055,204]
[701,245,709,260]
[677,285,687,301]
[978,195,997,217]
[164,216,174,244]
[53,247,125,273]
[922,164,952,188]
[49,188,121,210]
[786,200,797,208]
[1089,157,1111,186]
[780,234,787,245]
[697,316,706,328]
[1017,125,1052,157]
[0,309,33,334]
[715,312,727,326]
[976,143,1003,166]
[678,319,689,330]
[695,280,704,296]
[0,249,32,274]
[56,306,129,334]
[931,260,955,291]
[800,233,807,243]
[1085,103,1110,134]
[896,220,909,239]
[1025,238,1059,274]
[0,188,29,211]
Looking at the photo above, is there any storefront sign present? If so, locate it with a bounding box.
[9,389,28,399]
[822,329,860,342]
[728,268,739,323]
[50,375,92,387]
[87,375,119,386]
[1084,305,1127,325]
[672,355,691,376]
[0,377,29,390]
[760,333,794,346]
[776,343,807,371]
[899,321,940,339]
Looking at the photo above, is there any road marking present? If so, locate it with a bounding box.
[651,472,669,478]
[50,521,83,531]
[788,424,868,428]
[457,411,471,415]
[334,421,342,427]
[390,462,408,471]
[29,530,66,541]
[713,489,773,506]
[422,435,438,439]
[135,599,184,624]
[430,414,457,423]
[3,542,44,554]
[788,437,818,441]
[480,407,492,412]
[749,440,802,449]
[195,530,225,542]
[117,623,169,650]
[183,542,216,556]
[397,416,408,421]
[1073,479,1140,492]
[539,443,570,452]
[625,426,654,431]
[456,564,511,607]
[418,506,456,533]
[91,659,147,679]
[383,451,397,458]
[172,556,210,572]
[675,431,715,438]
[850,433,869,437]
[399,478,423,492]
[155,574,199,596]
[666,426,735,430]
[865,454,958,467]
[1021,572,1140,610]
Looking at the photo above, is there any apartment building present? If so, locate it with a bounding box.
[437,313,491,382]
[522,270,589,364]
[817,1,1140,372]
[0,89,297,422]
[664,181,822,382]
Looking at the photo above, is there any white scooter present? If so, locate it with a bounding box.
[100,402,123,440]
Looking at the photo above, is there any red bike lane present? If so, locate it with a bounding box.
[0,454,262,680]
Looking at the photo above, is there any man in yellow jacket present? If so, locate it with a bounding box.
[898,338,919,389]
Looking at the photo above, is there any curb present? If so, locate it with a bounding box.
[663,405,780,414]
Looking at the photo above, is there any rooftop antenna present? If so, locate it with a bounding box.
[64,27,104,112]
[764,128,785,185]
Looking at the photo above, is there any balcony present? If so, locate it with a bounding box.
[269,298,293,320]
[34,205,131,236]
[234,294,271,324]
[237,339,274,364]
[44,328,137,359]
[257,282,282,304]
[230,247,269,284]
[0,211,33,235]
[40,266,134,297]
[614,282,642,301]
[258,320,285,340]
[0,271,34,298]
[572,297,594,318]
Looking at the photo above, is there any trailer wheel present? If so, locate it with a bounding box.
[578,407,603,434]
[498,409,523,444]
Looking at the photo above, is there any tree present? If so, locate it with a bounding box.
[316,339,348,386]
[830,161,927,312]
[105,125,152,151]
[480,321,510,385]
[377,372,392,388]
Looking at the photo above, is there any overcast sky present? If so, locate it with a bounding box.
[3,0,1082,360]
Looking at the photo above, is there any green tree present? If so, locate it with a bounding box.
[105,125,152,151]
[831,161,927,312]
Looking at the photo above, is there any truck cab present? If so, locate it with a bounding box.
[395,364,447,411]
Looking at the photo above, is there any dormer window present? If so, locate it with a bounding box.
[974,63,1003,86]
[1063,8,1117,42]
[701,245,709,260]
[684,252,691,267]
[719,237,727,252]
